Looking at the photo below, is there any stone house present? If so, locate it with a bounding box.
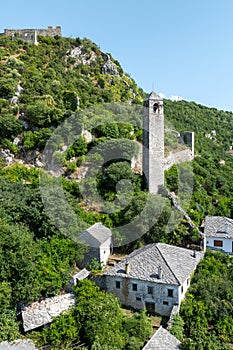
[104,243,203,316]
[204,216,233,253]
[142,326,181,350]
[79,223,112,267]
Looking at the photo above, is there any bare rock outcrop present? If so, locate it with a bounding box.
[101,53,119,76]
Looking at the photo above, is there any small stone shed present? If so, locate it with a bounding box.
[79,223,112,267]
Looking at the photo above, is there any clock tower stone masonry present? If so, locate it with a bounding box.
[143,91,164,194]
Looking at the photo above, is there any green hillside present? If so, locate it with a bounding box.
[0,34,233,349]
[164,99,233,223]
[0,35,144,150]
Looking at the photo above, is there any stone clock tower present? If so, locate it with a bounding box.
[143,91,164,194]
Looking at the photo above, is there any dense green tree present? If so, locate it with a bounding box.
[0,78,16,99]
[35,235,84,295]
[180,250,233,349]
[170,314,184,341]
[98,161,141,201]
[0,115,22,140]
[63,90,79,111]
[165,164,179,192]
[123,309,152,349]
[0,310,20,342]
[0,282,12,311]
[24,101,64,127]
[38,312,81,349]
[0,220,38,303]
[73,280,126,348]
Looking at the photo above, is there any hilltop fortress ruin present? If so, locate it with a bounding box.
[0,26,62,44]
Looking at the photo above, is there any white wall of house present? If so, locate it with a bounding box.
[80,238,112,268]
[100,237,112,265]
[178,275,191,303]
[206,236,233,253]
[105,275,179,316]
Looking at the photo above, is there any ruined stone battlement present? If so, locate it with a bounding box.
[1,26,62,44]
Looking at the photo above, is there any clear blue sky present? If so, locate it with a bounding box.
[1,0,233,111]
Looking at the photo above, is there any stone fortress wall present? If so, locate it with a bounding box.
[180,131,194,157]
[0,26,62,44]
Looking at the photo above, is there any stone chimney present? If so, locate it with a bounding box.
[125,261,130,274]
[193,249,196,258]
[158,266,163,280]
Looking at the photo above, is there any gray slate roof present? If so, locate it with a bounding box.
[105,243,203,285]
[79,222,112,248]
[72,268,90,280]
[204,216,233,238]
[22,293,76,332]
[142,327,181,350]
[0,339,37,350]
[145,91,162,100]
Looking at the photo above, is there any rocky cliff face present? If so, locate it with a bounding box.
[101,53,119,75]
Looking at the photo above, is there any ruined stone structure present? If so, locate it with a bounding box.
[180,131,194,157]
[1,26,62,44]
[164,149,194,171]
[143,91,164,194]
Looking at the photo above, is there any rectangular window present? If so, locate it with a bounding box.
[116,281,120,289]
[214,240,223,247]
[163,301,169,305]
[136,297,141,301]
[132,283,137,291]
[148,286,153,294]
[167,289,174,297]
[181,286,184,294]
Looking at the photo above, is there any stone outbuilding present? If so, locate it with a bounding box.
[204,215,233,253]
[104,243,203,316]
[79,223,112,267]
[142,326,181,350]
[66,268,90,291]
